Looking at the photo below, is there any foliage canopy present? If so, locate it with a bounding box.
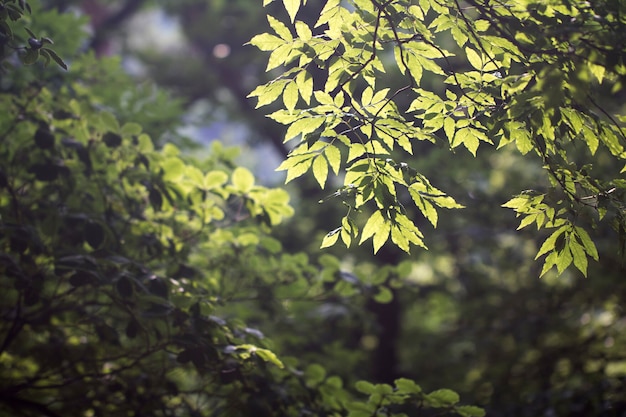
[251,0,626,277]
[1,1,483,416]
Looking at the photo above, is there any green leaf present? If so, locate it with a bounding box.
[100,111,120,132]
[556,246,573,275]
[121,122,142,136]
[324,145,341,174]
[465,47,482,70]
[137,134,153,152]
[575,226,599,261]
[249,79,289,108]
[268,15,292,41]
[295,70,313,105]
[305,364,327,386]
[425,389,460,407]
[42,47,67,70]
[409,188,438,227]
[24,27,37,38]
[346,402,376,417]
[232,167,255,193]
[455,127,486,156]
[540,251,558,277]
[360,211,385,245]
[372,221,390,254]
[535,226,568,259]
[569,238,588,277]
[284,158,314,183]
[395,378,422,394]
[391,224,410,252]
[284,116,325,142]
[373,286,393,303]
[204,170,229,190]
[444,117,455,142]
[162,157,185,182]
[588,62,605,84]
[456,405,486,417]
[254,347,285,368]
[355,380,376,395]
[283,0,300,22]
[514,131,533,155]
[312,155,329,188]
[283,81,299,112]
[249,33,285,51]
[321,228,340,248]
[295,21,312,41]
[340,216,354,247]
[582,125,599,155]
[517,213,537,230]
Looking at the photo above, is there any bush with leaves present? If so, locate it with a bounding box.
[251,0,626,277]
[0,1,484,416]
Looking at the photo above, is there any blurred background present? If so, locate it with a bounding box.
[39,0,626,415]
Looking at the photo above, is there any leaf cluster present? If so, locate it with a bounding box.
[0,3,483,416]
[0,0,67,69]
[251,0,626,277]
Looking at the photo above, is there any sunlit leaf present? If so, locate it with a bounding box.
[232,167,255,193]
[312,155,329,188]
[283,0,300,22]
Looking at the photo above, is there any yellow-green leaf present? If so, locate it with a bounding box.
[324,145,341,174]
[536,226,568,259]
[249,33,284,51]
[232,167,255,193]
[283,0,300,22]
[321,228,341,248]
[373,221,391,254]
[569,239,588,277]
[456,127,481,156]
[444,117,455,142]
[284,158,313,183]
[204,170,229,190]
[391,224,409,252]
[588,62,605,84]
[268,15,292,41]
[312,155,329,188]
[341,216,353,247]
[100,111,120,132]
[373,286,393,303]
[465,47,482,70]
[295,70,313,105]
[295,21,312,41]
[266,43,294,71]
[254,347,285,368]
[574,226,599,260]
[283,81,299,112]
[360,211,385,244]
[556,247,573,275]
[162,157,185,182]
[517,214,537,230]
[285,117,325,142]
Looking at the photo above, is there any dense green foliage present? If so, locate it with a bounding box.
[3,0,626,416]
[0,1,483,416]
[251,0,626,278]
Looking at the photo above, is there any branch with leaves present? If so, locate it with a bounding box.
[251,0,626,277]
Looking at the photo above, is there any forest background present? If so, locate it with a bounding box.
[1,0,626,416]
